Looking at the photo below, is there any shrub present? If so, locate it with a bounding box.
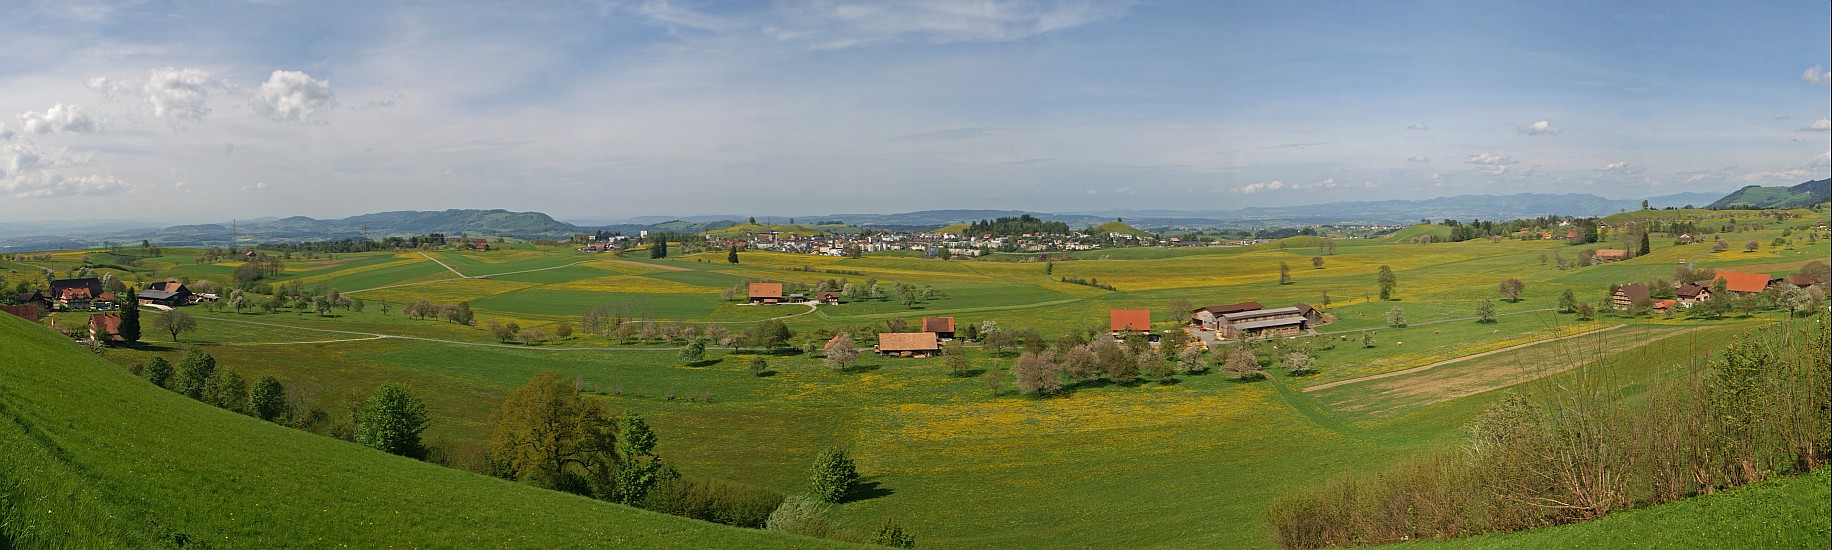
[640,476,785,529]
[810,448,860,503]
[766,493,835,537]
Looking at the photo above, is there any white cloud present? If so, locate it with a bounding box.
[1803,65,1832,85]
[144,68,218,123]
[242,181,269,191]
[0,140,125,198]
[1518,119,1561,135]
[251,70,336,123]
[1599,161,1629,171]
[19,104,100,134]
[1466,152,1519,174]
[1405,155,1429,162]
[1233,180,1284,194]
[1405,123,1429,131]
[1811,150,1829,167]
[1113,186,1135,195]
[766,0,1132,48]
[1805,117,1830,131]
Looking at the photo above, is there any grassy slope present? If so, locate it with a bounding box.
[1396,467,1830,549]
[0,314,851,549]
[1088,220,1152,237]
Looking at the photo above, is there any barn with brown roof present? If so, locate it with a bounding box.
[876,332,941,357]
[88,313,126,345]
[1109,309,1152,333]
[921,317,956,339]
[748,282,784,304]
[1191,301,1262,329]
[1714,272,1777,294]
[1612,283,1650,309]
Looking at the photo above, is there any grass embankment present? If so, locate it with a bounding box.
[0,313,852,549]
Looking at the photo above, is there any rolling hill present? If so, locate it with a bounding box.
[1707,179,1831,209]
[0,313,847,548]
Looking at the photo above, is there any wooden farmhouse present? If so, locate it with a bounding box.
[1593,249,1628,263]
[137,280,194,307]
[1191,302,1262,330]
[88,313,125,345]
[817,291,841,305]
[876,332,941,357]
[1217,306,1309,339]
[921,317,956,339]
[1611,283,1650,309]
[49,277,105,310]
[1714,272,1778,295]
[1676,283,1712,305]
[748,282,784,304]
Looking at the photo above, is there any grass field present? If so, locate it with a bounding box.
[14,209,1830,548]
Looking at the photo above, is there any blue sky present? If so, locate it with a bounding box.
[1,0,1826,222]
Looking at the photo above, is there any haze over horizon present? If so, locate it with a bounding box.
[2,1,1828,223]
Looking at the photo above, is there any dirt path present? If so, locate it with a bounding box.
[347,258,603,294]
[1301,323,1628,393]
[419,251,471,278]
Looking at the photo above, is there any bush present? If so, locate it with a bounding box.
[810,448,860,503]
[765,493,835,537]
[640,476,785,529]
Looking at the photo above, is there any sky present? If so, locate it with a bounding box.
[1,0,1828,223]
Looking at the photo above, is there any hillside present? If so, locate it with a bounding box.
[701,222,861,237]
[0,314,847,548]
[1087,220,1153,237]
[1707,179,1831,209]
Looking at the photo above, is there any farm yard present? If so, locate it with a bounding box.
[7,208,1830,549]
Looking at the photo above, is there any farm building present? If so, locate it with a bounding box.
[1676,283,1711,305]
[1217,306,1309,339]
[876,332,941,357]
[0,304,44,321]
[1109,309,1152,333]
[88,313,125,345]
[1293,303,1323,324]
[748,283,784,304]
[137,280,194,307]
[1190,301,1262,329]
[1786,274,1817,289]
[817,291,841,305]
[1593,249,1629,263]
[472,239,490,251]
[1714,272,1778,295]
[1653,299,1678,313]
[921,317,956,339]
[1612,283,1650,309]
[49,278,105,311]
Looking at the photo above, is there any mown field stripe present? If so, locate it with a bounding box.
[1302,324,1627,393]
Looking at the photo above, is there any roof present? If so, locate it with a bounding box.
[138,290,180,300]
[1653,299,1678,309]
[1196,302,1262,315]
[823,334,850,350]
[49,278,102,294]
[1676,283,1708,298]
[1787,274,1816,287]
[1110,309,1152,331]
[1594,249,1628,259]
[921,317,955,333]
[148,280,187,293]
[1615,283,1650,303]
[748,282,783,299]
[1228,317,1307,331]
[877,332,940,352]
[818,291,840,299]
[88,313,124,341]
[58,287,95,300]
[1293,303,1315,315]
[1221,306,1303,322]
[1715,272,1775,293]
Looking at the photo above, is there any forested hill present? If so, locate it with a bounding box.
[1707,179,1831,209]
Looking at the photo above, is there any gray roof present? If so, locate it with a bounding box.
[1229,317,1308,331]
[1221,307,1302,321]
[137,290,179,300]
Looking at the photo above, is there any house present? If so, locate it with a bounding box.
[1593,249,1629,263]
[921,317,956,339]
[823,334,852,351]
[471,239,490,251]
[748,282,784,304]
[14,291,50,310]
[49,278,104,310]
[1217,307,1309,339]
[1190,301,1263,329]
[1676,233,1695,244]
[1293,303,1324,325]
[88,313,125,345]
[1714,272,1778,295]
[816,291,841,305]
[1612,283,1650,309]
[1676,283,1711,305]
[1653,299,1678,313]
[137,280,194,307]
[1786,274,1817,289]
[787,293,807,303]
[876,332,941,357]
[1109,309,1152,333]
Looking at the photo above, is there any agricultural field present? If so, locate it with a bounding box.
[13,212,1831,548]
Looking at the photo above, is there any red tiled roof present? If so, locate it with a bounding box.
[1110,309,1152,332]
[1715,272,1774,294]
[1788,274,1816,287]
[748,283,783,299]
[88,313,124,342]
[921,317,955,333]
[877,332,940,352]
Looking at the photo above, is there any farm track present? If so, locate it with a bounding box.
[1301,323,1628,393]
[347,257,604,294]
[419,251,469,278]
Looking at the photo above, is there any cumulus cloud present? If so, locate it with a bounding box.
[18,104,99,134]
[1405,123,1429,131]
[1233,180,1285,194]
[1805,117,1830,131]
[144,68,218,122]
[241,181,269,191]
[1230,178,1347,194]
[1405,155,1429,163]
[1599,161,1629,171]
[0,140,125,198]
[765,0,1133,48]
[1812,150,1830,167]
[1466,152,1519,174]
[251,70,336,123]
[1518,119,1561,135]
[1804,65,1832,85]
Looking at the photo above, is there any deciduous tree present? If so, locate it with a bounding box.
[1386,306,1407,328]
[1475,299,1497,323]
[487,372,617,494]
[1376,265,1397,300]
[174,349,216,399]
[251,376,287,421]
[1499,278,1525,302]
[143,356,173,388]
[153,309,196,342]
[1279,262,1292,285]
[357,383,430,460]
[824,335,859,370]
[810,448,860,503]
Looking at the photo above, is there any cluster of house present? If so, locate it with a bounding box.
[852,301,1325,359]
[745,283,840,306]
[864,316,957,357]
[1611,271,1815,313]
[8,277,218,345]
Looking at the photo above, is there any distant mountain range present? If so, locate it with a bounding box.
[1705,179,1830,209]
[0,184,1819,251]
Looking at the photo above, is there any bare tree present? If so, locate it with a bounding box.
[1499,278,1526,302]
[824,334,859,371]
[1012,351,1060,396]
[152,310,197,342]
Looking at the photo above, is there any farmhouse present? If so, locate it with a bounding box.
[1653,299,1678,313]
[817,291,841,305]
[1612,283,1650,309]
[87,313,125,345]
[921,316,956,339]
[748,282,784,304]
[472,239,490,251]
[1786,274,1816,289]
[1714,272,1778,295]
[1190,301,1263,329]
[49,277,105,310]
[1109,309,1152,333]
[1676,283,1711,305]
[1218,306,1309,339]
[138,280,194,307]
[1593,249,1629,263]
[876,332,941,357]
[1293,303,1324,325]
